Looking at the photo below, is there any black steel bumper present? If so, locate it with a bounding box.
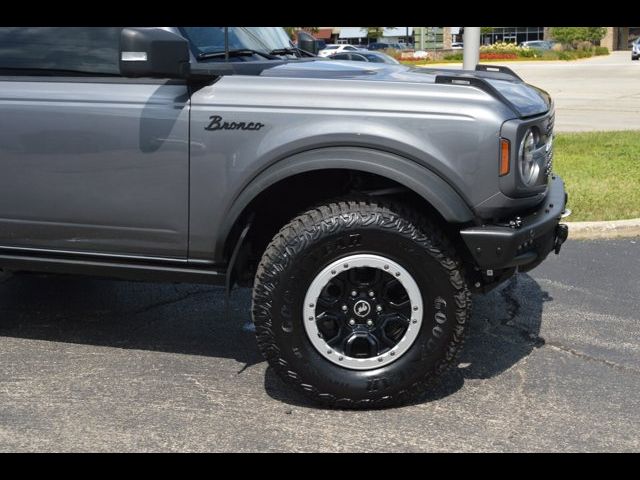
[460,175,569,272]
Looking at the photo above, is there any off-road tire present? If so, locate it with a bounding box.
[252,199,471,408]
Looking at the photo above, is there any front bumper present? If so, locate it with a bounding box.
[460,175,569,272]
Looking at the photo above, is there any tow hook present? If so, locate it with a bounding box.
[554,224,569,254]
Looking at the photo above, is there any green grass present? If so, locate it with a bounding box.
[553,131,640,221]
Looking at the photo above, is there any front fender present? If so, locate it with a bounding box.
[213,146,475,262]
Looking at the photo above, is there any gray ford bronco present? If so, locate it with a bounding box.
[0,27,569,408]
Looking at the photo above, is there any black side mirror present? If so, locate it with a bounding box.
[297,31,320,55]
[120,28,190,78]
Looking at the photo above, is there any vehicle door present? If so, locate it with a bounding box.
[0,27,190,258]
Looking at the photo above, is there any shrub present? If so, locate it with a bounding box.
[550,27,607,47]
[575,49,593,58]
[595,46,609,56]
[518,48,538,58]
[480,41,523,54]
[381,48,402,59]
[576,40,593,51]
[555,49,594,60]
[480,41,539,59]
[480,52,517,60]
[443,52,463,61]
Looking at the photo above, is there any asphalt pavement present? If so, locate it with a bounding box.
[0,236,638,452]
[429,51,640,132]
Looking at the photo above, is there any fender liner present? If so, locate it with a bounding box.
[216,147,474,262]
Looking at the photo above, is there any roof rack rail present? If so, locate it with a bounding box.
[475,64,522,81]
[434,74,519,116]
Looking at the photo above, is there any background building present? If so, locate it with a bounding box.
[309,27,639,50]
[598,27,639,50]
[481,27,545,45]
[336,27,414,46]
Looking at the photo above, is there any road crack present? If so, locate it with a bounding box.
[184,374,224,407]
[545,341,640,375]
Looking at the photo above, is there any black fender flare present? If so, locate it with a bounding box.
[216,147,474,261]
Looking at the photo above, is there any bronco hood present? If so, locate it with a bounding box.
[257,59,551,118]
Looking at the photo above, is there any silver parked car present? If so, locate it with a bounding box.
[0,26,568,408]
[632,38,640,60]
[519,40,555,50]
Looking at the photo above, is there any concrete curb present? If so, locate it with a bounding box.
[567,218,640,240]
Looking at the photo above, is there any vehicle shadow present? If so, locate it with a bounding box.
[0,271,551,408]
[265,273,552,408]
[0,272,264,369]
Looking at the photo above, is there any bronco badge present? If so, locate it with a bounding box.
[205,115,265,131]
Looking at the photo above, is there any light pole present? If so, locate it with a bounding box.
[463,26,481,70]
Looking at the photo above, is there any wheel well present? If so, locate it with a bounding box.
[226,169,474,286]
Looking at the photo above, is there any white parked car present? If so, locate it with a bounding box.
[451,42,464,49]
[318,44,360,57]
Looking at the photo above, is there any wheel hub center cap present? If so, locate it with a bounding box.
[353,300,371,318]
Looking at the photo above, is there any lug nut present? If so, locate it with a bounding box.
[351,290,357,297]
[366,319,373,327]
[349,318,356,326]
[376,305,382,312]
[341,305,348,312]
[368,290,375,298]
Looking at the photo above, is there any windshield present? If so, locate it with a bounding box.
[179,27,293,57]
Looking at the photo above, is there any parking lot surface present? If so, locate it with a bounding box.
[0,237,638,452]
[431,51,640,132]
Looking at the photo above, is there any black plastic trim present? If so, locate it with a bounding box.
[475,64,523,81]
[216,147,475,262]
[460,175,568,270]
[434,74,520,117]
[0,252,226,285]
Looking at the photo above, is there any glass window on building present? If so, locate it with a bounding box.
[482,27,544,45]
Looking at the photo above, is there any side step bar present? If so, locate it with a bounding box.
[0,252,226,285]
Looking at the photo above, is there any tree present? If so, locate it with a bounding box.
[361,27,396,41]
[582,27,607,43]
[550,27,607,46]
[283,27,320,39]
